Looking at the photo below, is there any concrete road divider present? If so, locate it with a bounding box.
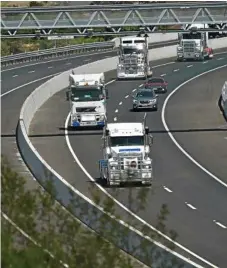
[17,38,227,268]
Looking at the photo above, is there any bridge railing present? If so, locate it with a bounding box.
[1,41,115,67]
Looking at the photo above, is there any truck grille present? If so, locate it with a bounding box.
[183,41,195,53]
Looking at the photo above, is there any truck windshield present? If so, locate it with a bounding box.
[123,48,143,54]
[71,88,101,102]
[182,33,202,39]
[110,136,144,147]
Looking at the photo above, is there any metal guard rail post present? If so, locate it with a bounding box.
[1,41,115,67]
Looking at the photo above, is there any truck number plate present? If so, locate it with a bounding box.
[80,121,96,126]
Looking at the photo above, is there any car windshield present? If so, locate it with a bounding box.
[111,136,144,147]
[136,90,155,98]
[71,88,101,102]
[148,78,164,83]
[123,48,143,54]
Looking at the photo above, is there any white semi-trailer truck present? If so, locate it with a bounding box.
[66,73,108,128]
[99,120,153,186]
[177,24,214,61]
[117,36,153,80]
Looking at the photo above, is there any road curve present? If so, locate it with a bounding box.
[29,51,227,267]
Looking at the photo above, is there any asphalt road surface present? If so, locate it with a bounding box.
[2,48,227,267]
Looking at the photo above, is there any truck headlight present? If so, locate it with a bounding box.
[177,46,183,51]
[72,115,77,121]
[100,115,105,121]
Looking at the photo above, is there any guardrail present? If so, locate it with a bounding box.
[1,41,115,67]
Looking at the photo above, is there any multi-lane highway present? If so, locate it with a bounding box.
[2,47,227,267]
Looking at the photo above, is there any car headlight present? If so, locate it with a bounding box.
[150,99,157,103]
[133,99,138,103]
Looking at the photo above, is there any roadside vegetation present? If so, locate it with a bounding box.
[2,155,183,268]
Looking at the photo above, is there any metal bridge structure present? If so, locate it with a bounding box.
[1,2,227,38]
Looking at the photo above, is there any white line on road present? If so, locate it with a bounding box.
[65,62,71,65]
[119,101,122,105]
[115,109,118,113]
[213,220,227,229]
[125,95,129,99]
[132,88,137,92]
[161,64,227,189]
[185,202,197,210]
[84,58,91,62]
[173,69,179,72]
[28,70,35,73]
[48,66,53,69]
[12,74,18,77]
[203,61,208,64]
[163,186,173,193]
[217,57,224,60]
[187,65,193,68]
[114,117,117,121]
[160,73,166,76]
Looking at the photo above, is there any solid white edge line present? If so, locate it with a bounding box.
[161,64,227,189]
[64,112,209,268]
[65,78,218,268]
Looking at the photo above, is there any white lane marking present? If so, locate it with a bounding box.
[203,61,208,64]
[115,109,118,113]
[1,50,116,73]
[217,57,224,60]
[213,220,227,229]
[1,72,62,98]
[132,88,137,92]
[163,186,173,193]
[2,213,69,268]
[65,112,217,268]
[173,69,179,72]
[185,202,197,210]
[84,58,91,62]
[28,70,35,73]
[65,63,71,65]
[139,84,143,87]
[125,95,129,99]
[161,64,227,189]
[48,66,53,69]
[161,73,166,76]
[114,117,117,121]
[187,65,193,68]
[119,101,122,105]
[12,74,18,77]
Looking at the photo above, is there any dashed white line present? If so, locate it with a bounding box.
[125,95,129,99]
[28,70,35,73]
[213,220,227,229]
[173,69,179,72]
[139,84,143,87]
[12,74,18,77]
[114,117,117,121]
[84,58,91,62]
[160,73,166,76]
[163,186,173,193]
[119,101,122,105]
[217,57,224,60]
[48,66,53,69]
[132,88,137,92]
[115,109,118,113]
[203,61,208,64]
[65,62,71,65]
[185,202,197,210]
[187,65,193,68]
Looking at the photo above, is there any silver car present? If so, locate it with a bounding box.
[132,88,158,111]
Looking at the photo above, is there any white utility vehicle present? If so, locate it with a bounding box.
[66,72,108,128]
[177,24,214,61]
[117,35,153,80]
[99,119,153,186]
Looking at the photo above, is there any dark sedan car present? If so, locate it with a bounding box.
[144,77,168,93]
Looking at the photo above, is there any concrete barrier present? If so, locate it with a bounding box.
[17,38,227,268]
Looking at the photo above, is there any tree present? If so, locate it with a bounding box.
[1,155,182,267]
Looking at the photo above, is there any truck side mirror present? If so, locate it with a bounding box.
[148,134,153,146]
[66,90,70,101]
